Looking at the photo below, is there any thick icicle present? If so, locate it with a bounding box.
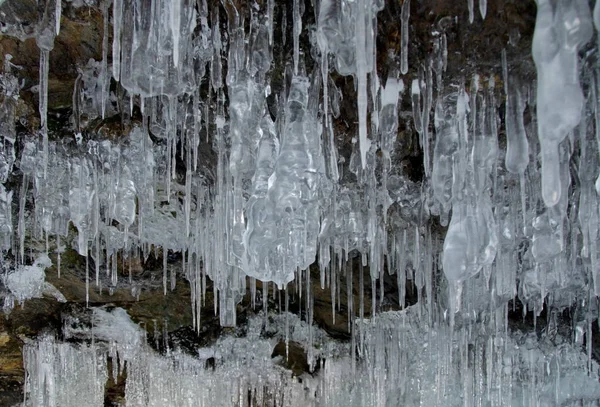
[532,0,592,206]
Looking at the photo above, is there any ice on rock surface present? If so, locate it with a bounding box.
[3,254,65,307]
[5,0,600,404]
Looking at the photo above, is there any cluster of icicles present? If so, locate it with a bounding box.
[0,0,598,367]
[0,0,600,405]
[20,307,600,406]
[0,0,599,327]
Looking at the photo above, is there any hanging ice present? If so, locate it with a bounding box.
[243,75,326,287]
[119,0,197,97]
[380,77,402,157]
[317,0,383,169]
[400,0,410,75]
[2,1,600,403]
[532,0,592,206]
[432,92,461,218]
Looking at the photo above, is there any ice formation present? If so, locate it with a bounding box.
[0,0,600,405]
[21,307,600,406]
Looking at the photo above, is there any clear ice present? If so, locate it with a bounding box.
[1,0,600,405]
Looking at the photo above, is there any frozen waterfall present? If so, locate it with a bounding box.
[0,0,600,405]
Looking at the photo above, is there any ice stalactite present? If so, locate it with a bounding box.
[2,0,600,403]
[468,0,474,23]
[400,0,410,75]
[0,62,17,253]
[35,0,61,179]
[502,50,529,176]
[317,0,383,169]
[441,86,498,285]
[532,0,592,208]
[432,91,461,223]
[243,75,327,287]
[119,0,197,97]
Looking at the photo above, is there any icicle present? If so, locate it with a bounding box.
[293,0,302,75]
[282,3,287,46]
[479,0,487,20]
[55,0,62,35]
[163,247,168,295]
[532,0,592,206]
[502,49,529,175]
[519,173,528,234]
[595,72,600,196]
[39,49,50,178]
[380,77,401,158]
[400,0,410,75]
[356,0,370,169]
[112,0,122,80]
[595,0,600,47]
[468,0,474,23]
[423,64,433,178]
[17,175,28,264]
[86,247,89,306]
[267,0,274,45]
[100,1,109,119]
[411,79,422,134]
[56,235,61,278]
[171,0,182,67]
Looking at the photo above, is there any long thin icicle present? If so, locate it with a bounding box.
[400,0,410,75]
[356,0,370,169]
[39,49,50,178]
[112,0,122,80]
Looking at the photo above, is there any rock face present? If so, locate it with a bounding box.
[2,0,598,405]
